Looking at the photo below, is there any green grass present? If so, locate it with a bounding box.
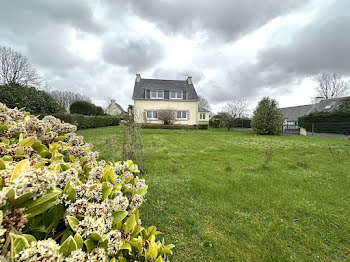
[77,127,350,261]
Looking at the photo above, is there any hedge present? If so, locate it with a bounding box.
[0,84,63,114]
[298,110,350,135]
[141,124,198,129]
[39,113,127,129]
[70,100,99,115]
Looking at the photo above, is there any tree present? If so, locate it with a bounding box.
[315,73,349,99]
[219,98,248,130]
[198,95,211,112]
[49,90,91,112]
[251,97,284,135]
[0,46,41,87]
[70,101,98,115]
[157,109,176,125]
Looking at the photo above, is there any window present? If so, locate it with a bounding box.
[200,113,206,120]
[146,110,158,120]
[170,91,182,99]
[151,90,164,99]
[145,90,150,99]
[176,110,187,120]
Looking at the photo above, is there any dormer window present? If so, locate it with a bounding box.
[170,91,182,99]
[151,90,164,99]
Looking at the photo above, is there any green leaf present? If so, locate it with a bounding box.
[10,233,29,261]
[84,239,96,253]
[13,192,32,206]
[59,236,78,257]
[135,186,148,196]
[55,136,68,142]
[19,137,34,147]
[1,138,10,145]
[25,199,58,218]
[74,233,83,249]
[6,188,16,204]
[124,214,136,233]
[60,229,74,244]
[112,211,128,228]
[89,232,102,242]
[120,243,132,252]
[2,155,13,161]
[23,234,36,244]
[103,166,117,184]
[0,159,6,170]
[102,182,113,200]
[0,123,8,133]
[67,216,79,232]
[64,181,76,202]
[22,187,62,209]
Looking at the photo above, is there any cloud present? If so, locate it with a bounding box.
[118,0,309,41]
[102,37,165,72]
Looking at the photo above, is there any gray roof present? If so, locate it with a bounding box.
[280,97,348,122]
[132,78,199,101]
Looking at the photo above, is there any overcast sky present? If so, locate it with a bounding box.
[0,0,349,113]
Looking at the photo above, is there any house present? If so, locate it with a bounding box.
[280,96,347,127]
[132,74,210,125]
[105,99,126,116]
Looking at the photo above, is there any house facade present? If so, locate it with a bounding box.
[105,99,126,116]
[132,74,209,125]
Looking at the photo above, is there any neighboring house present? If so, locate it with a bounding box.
[105,99,126,116]
[132,74,210,125]
[280,96,347,127]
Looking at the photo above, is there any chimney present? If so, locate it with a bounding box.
[111,99,116,104]
[314,96,323,104]
[186,76,192,84]
[136,74,141,83]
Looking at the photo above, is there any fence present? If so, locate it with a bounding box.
[299,122,350,138]
[283,124,300,134]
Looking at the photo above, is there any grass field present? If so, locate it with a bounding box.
[77,127,350,261]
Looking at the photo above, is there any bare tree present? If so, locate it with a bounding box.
[219,98,249,131]
[315,73,349,99]
[157,109,176,125]
[49,90,91,112]
[222,98,248,118]
[0,46,41,87]
[198,95,211,112]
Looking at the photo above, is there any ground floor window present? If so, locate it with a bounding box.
[200,113,206,120]
[176,110,187,120]
[146,110,158,119]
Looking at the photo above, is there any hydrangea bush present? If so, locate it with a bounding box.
[0,103,174,261]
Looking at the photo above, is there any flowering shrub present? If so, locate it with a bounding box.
[0,103,174,261]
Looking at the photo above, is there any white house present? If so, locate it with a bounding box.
[132,74,209,125]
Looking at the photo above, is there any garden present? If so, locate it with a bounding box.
[78,125,350,261]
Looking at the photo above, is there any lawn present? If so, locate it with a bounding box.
[77,127,350,261]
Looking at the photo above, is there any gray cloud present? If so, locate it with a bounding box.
[117,0,309,41]
[102,38,165,72]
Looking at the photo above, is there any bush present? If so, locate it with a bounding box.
[39,114,126,130]
[209,118,221,128]
[198,124,209,130]
[70,101,98,115]
[141,124,197,129]
[96,106,105,116]
[0,102,174,261]
[298,110,350,135]
[0,84,63,114]
[252,97,284,135]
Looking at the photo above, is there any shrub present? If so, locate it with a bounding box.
[70,101,97,115]
[298,111,350,135]
[39,114,126,130]
[96,106,105,116]
[0,102,174,261]
[0,84,63,114]
[157,110,176,125]
[209,118,221,128]
[252,97,284,135]
[198,124,209,130]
